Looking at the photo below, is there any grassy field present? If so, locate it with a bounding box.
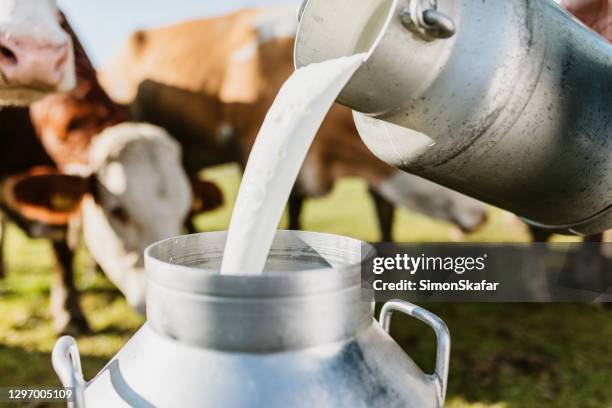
[0,165,609,408]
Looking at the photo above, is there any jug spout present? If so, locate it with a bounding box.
[295,0,457,121]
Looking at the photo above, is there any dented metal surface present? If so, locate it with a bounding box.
[295,0,612,235]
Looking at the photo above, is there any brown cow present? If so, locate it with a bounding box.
[101,7,488,242]
[0,107,56,280]
[0,14,211,335]
[0,106,91,334]
[0,0,77,279]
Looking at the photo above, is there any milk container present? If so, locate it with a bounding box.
[53,231,450,408]
[295,0,612,235]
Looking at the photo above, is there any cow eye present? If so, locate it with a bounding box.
[66,117,87,132]
[109,206,129,223]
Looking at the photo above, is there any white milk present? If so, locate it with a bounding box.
[220,54,365,276]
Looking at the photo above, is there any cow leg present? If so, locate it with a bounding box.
[288,190,305,231]
[603,230,612,259]
[585,233,604,243]
[185,216,198,234]
[582,233,612,309]
[556,232,612,307]
[369,187,395,242]
[50,240,90,336]
[0,212,5,279]
[527,224,554,243]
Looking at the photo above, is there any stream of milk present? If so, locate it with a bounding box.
[220,54,365,276]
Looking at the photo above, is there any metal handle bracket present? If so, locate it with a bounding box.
[400,0,456,39]
[380,300,451,407]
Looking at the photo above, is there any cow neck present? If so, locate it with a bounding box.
[0,108,55,177]
[60,12,128,127]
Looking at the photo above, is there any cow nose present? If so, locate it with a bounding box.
[0,35,69,90]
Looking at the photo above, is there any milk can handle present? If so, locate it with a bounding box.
[400,0,456,39]
[52,336,86,408]
[380,300,450,407]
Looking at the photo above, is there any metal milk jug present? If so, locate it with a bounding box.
[295,0,612,235]
[53,231,450,407]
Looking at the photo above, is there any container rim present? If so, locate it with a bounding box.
[294,0,397,68]
[144,230,377,298]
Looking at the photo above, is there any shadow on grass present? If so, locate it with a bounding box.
[92,325,135,337]
[376,303,612,408]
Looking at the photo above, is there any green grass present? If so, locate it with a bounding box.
[0,164,608,408]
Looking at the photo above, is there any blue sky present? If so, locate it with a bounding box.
[58,0,300,67]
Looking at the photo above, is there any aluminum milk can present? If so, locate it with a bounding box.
[53,231,451,407]
[295,0,612,235]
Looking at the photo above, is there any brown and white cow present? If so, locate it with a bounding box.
[100,7,488,242]
[0,0,76,263]
[0,14,196,335]
[0,0,75,105]
[0,106,55,281]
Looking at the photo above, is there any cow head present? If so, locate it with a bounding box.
[81,123,192,311]
[378,171,488,234]
[444,192,489,234]
[2,123,192,312]
[0,0,75,105]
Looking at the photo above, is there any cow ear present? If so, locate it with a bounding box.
[2,167,91,226]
